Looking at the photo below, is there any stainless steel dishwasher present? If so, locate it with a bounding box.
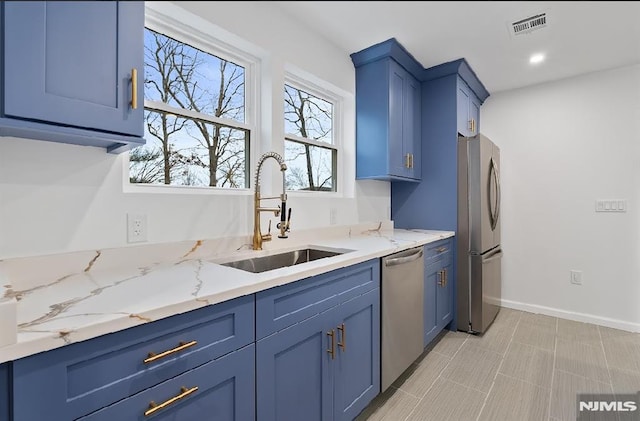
[381,246,425,392]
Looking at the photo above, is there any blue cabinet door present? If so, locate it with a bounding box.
[424,262,439,346]
[256,311,333,421]
[353,54,421,182]
[3,1,144,145]
[77,344,255,421]
[389,60,421,180]
[425,238,454,346]
[470,95,480,135]
[457,78,480,137]
[0,363,10,421]
[405,73,422,180]
[333,289,380,421]
[437,261,454,330]
[388,61,406,178]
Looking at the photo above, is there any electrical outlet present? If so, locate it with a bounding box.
[570,270,582,285]
[330,208,338,225]
[127,213,147,243]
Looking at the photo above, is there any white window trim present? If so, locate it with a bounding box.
[283,66,346,198]
[124,2,265,195]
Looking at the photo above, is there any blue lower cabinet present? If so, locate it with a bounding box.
[332,289,380,421]
[1,363,10,421]
[77,344,255,421]
[424,262,439,346]
[256,288,380,421]
[256,310,334,421]
[12,294,254,420]
[437,260,454,331]
[424,238,455,347]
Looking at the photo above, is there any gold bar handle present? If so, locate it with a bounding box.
[405,153,410,169]
[436,247,447,253]
[337,323,346,352]
[409,153,414,169]
[144,340,197,364]
[468,119,473,131]
[327,330,335,360]
[131,68,138,109]
[437,270,444,286]
[145,386,198,417]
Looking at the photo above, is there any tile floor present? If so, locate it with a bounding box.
[355,308,640,421]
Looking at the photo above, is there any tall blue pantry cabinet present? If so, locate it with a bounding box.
[392,58,490,333]
[352,39,490,341]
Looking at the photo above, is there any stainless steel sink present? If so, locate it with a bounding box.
[219,248,348,273]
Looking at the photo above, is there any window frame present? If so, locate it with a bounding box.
[283,71,344,196]
[124,3,261,195]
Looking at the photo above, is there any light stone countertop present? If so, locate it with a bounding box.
[0,222,454,363]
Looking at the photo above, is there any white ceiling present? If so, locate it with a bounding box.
[271,1,640,94]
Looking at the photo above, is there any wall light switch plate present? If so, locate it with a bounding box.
[596,199,627,212]
[127,213,147,243]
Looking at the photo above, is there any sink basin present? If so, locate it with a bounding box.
[219,247,349,274]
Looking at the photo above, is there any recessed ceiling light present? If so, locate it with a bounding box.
[529,53,545,64]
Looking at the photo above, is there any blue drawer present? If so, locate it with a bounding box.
[77,344,255,421]
[424,238,453,266]
[256,259,380,340]
[13,294,254,421]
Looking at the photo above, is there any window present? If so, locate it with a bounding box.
[129,27,251,188]
[284,83,338,192]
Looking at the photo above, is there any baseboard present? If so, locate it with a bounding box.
[500,299,640,333]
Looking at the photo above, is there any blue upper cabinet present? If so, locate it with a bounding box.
[457,77,481,137]
[1,1,145,153]
[351,38,422,182]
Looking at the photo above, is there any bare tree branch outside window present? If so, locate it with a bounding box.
[284,84,336,192]
[129,28,248,188]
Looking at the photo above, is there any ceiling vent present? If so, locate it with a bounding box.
[509,12,547,37]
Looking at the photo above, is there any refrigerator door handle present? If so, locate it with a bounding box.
[488,158,497,230]
[493,157,501,228]
[482,248,503,263]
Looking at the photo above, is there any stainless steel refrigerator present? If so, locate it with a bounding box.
[457,134,503,334]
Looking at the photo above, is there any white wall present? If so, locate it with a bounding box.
[482,64,640,330]
[0,1,390,259]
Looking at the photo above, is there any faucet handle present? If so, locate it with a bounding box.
[261,220,273,243]
[277,208,292,238]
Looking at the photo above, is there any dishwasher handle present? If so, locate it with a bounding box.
[384,248,424,267]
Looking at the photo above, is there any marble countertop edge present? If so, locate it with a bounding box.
[0,228,454,363]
